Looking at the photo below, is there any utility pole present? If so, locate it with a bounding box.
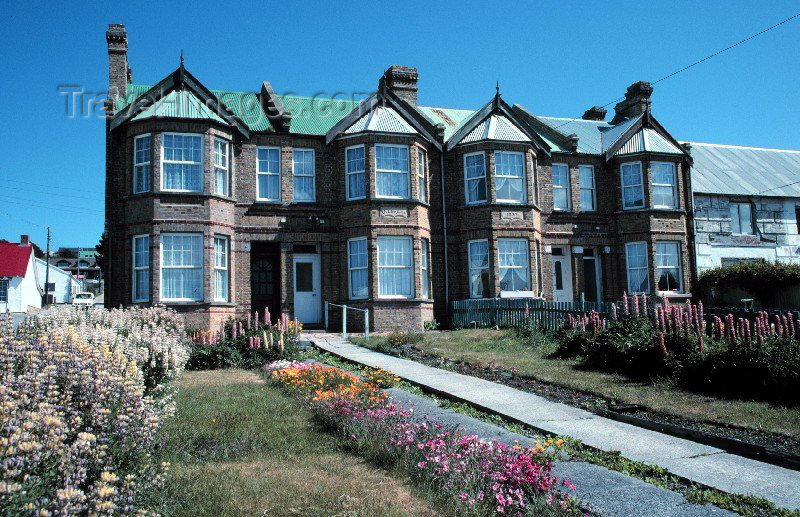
[43,227,51,306]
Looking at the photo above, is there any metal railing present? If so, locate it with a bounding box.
[324,301,370,340]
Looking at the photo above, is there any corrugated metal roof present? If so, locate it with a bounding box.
[418,106,475,140]
[600,115,640,152]
[614,128,683,156]
[344,106,417,134]
[688,142,800,198]
[132,90,227,124]
[536,116,610,154]
[459,114,530,144]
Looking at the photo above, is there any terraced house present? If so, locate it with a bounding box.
[104,24,694,331]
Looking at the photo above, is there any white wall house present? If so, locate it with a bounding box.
[688,142,800,274]
[35,257,83,304]
[0,238,42,313]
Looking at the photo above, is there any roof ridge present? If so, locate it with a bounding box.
[684,141,800,154]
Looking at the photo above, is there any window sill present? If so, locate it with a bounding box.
[615,208,686,215]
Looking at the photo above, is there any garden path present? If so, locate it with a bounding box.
[306,332,800,511]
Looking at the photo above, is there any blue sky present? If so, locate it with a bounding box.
[1,0,799,250]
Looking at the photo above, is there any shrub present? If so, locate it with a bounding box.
[697,260,800,303]
[362,367,400,388]
[1,307,188,514]
[386,332,424,346]
[423,319,440,331]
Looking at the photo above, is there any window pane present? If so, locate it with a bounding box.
[293,150,315,201]
[161,234,202,300]
[378,237,412,297]
[626,242,649,293]
[656,242,681,292]
[552,164,570,210]
[296,262,313,292]
[376,145,410,198]
[498,239,529,291]
[418,149,427,203]
[346,146,366,200]
[465,154,487,203]
[621,163,644,209]
[349,269,368,298]
[469,240,489,298]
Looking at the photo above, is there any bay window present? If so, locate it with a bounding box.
[377,236,413,298]
[162,133,202,192]
[132,235,149,302]
[652,162,677,208]
[345,145,366,200]
[133,134,151,194]
[621,162,644,209]
[468,239,489,298]
[376,144,410,199]
[464,152,487,204]
[420,238,430,298]
[495,151,525,203]
[257,147,281,201]
[498,239,530,291]
[730,202,754,234]
[161,234,203,301]
[625,241,649,293]
[213,139,229,196]
[552,163,570,210]
[293,149,315,202]
[656,242,682,292]
[213,236,229,302]
[579,165,595,211]
[348,237,368,299]
[417,149,427,203]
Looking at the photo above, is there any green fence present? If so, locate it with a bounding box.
[451,298,615,330]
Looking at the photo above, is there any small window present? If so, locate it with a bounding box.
[464,152,487,204]
[417,148,427,203]
[495,151,525,203]
[621,162,644,210]
[162,133,203,192]
[213,139,230,197]
[468,239,489,298]
[377,236,413,298]
[625,241,649,293]
[348,237,368,299]
[420,238,431,299]
[45,282,56,292]
[376,145,410,199]
[498,239,530,291]
[161,234,203,301]
[730,202,754,234]
[554,261,563,290]
[552,163,570,210]
[293,149,315,202]
[257,147,281,201]
[213,236,229,302]
[652,162,677,209]
[345,145,366,200]
[0,279,7,303]
[133,134,151,194]
[579,165,595,211]
[295,263,313,292]
[656,242,682,292]
[132,235,149,302]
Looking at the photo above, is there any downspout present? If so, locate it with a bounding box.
[683,147,698,296]
[440,151,450,327]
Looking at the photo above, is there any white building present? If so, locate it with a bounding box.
[687,142,800,273]
[35,257,83,304]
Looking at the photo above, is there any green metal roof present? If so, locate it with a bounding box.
[131,89,227,124]
[418,106,475,141]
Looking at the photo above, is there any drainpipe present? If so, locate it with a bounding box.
[440,152,450,327]
[682,145,698,297]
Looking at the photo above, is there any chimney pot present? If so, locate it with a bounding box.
[567,133,579,151]
[582,106,607,121]
[379,65,419,106]
[20,235,29,246]
[611,81,652,124]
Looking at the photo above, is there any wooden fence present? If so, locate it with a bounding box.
[450,299,614,330]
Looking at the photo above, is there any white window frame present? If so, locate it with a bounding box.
[375,144,411,200]
[464,152,487,205]
[347,237,369,300]
[579,164,596,211]
[552,163,571,211]
[625,241,650,294]
[468,239,490,299]
[133,134,151,194]
[345,144,366,201]
[417,148,427,203]
[377,236,414,299]
[494,151,526,204]
[621,161,645,210]
[213,236,229,302]
[161,132,203,193]
[730,201,754,235]
[0,279,8,303]
[132,234,149,303]
[256,146,281,202]
[420,237,431,299]
[655,241,682,293]
[292,148,316,202]
[498,238,531,292]
[213,138,230,197]
[652,161,678,209]
[160,233,204,302]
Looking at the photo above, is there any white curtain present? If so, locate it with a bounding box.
[378,237,412,297]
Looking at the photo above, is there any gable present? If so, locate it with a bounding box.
[132,89,227,124]
[459,114,530,145]
[344,106,417,135]
[614,128,683,156]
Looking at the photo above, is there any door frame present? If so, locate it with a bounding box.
[551,247,573,302]
[581,249,603,302]
[292,253,322,324]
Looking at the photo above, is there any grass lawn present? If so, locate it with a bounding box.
[354,329,800,439]
[151,369,439,516]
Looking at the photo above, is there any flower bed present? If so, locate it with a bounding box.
[270,362,579,515]
[187,311,301,370]
[1,307,189,514]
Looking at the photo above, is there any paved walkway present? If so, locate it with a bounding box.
[307,332,800,511]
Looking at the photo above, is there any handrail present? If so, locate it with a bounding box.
[323,301,369,340]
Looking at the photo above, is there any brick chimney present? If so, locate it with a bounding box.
[379,65,419,106]
[106,24,130,106]
[582,106,606,121]
[611,81,652,124]
[20,235,29,246]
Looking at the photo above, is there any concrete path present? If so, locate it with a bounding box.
[307,332,800,511]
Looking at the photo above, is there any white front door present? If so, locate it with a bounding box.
[551,248,573,302]
[293,254,321,324]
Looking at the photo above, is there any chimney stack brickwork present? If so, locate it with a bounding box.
[611,81,653,124]
[582,106,607,121]
[379,65,419,106]
[106,24,129,106]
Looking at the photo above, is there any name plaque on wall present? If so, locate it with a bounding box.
[380,207,409,219]
[500,210,524,220]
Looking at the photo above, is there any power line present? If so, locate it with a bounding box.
[755,178,800,195]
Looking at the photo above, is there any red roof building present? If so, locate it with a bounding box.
[0,241,33,277]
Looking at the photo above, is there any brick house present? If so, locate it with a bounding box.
[103,24,694,331]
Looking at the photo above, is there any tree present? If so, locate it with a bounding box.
[56,247,78,259]
[95,231,108,279]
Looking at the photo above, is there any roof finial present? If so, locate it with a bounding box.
[180,49,184,67]
[496,80,500,96]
